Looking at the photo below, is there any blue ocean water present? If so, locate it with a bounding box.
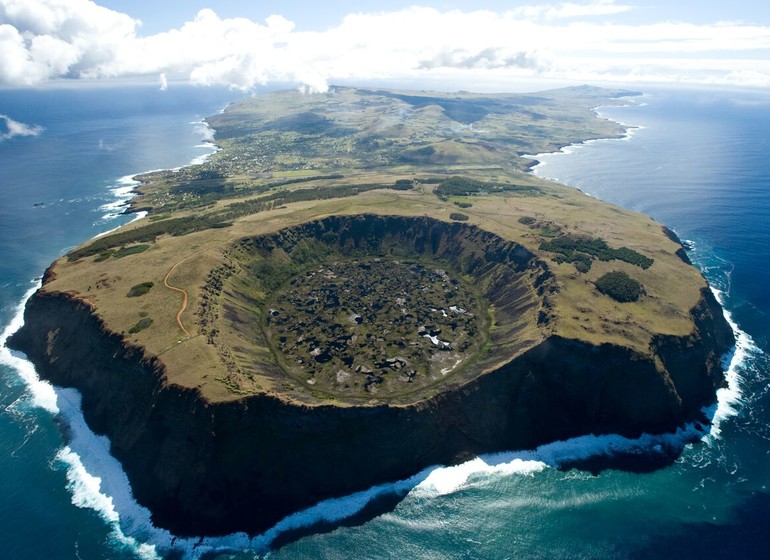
[0,84,237,559]
[1,84,769,559]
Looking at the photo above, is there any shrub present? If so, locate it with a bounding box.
[540,235,653,270]
[128,317,153,334]
[127,281,154,298]
[595,271,644,302]
[613,246,654,269]
[449,212,469,221]
[518,216,537,225]
[94,251,114,262]
[113,244,151,258]
[454,201,473,208]
[435,176,540,198]
[573,255,592,273]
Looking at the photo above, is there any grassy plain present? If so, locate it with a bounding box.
[40,86,707,404]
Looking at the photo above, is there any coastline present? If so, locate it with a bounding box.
[519,91,746,435]
[0,111,230,558]
[3,280,746,558]
[522,94,647,175]
[1,87,746,558]
[96,132,216,233]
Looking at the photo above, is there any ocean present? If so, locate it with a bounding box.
[1,84,768,559]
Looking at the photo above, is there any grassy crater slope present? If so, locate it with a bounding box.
[8,85,734,535]
[209,214,549,404]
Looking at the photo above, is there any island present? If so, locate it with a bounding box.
[8,85,734,536]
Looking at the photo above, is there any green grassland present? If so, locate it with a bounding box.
[38,85,707,405]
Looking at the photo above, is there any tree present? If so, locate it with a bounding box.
[595,271,643,302]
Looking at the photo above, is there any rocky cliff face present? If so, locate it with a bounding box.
[8,282,733,536]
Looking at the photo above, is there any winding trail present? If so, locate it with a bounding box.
[163,260,191,338]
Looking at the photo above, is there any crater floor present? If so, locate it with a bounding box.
[266,258,487,396]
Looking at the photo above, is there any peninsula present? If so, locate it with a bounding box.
[9,86,734,536]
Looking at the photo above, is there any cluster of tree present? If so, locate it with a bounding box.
[435,176,540,199]
[126,281,154,298]
[68,217,216,259]
[595,271,644,302]
[153,172,350,214]
[112,244,151,258]
[69,181,413,261]
[393,179,415,190]
[540,235,653,272]
[127,317,153,334]
[265,173,345,189]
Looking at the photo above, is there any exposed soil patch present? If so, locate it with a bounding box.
[267,258,484,395]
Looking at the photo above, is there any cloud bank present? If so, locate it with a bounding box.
[0,114,44,141]
[2,0,770,91]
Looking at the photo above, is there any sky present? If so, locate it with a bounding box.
[2,0,770,92]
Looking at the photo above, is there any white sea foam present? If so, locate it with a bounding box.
[1,272,746,559]
[523,99,645,176]
[0,282,58,414]
[53,388,170,559]
[93,211,148,239]
[705,288,752,439]
[189,150,217,166]
[96,175,142,221]
[413,423,706,498]
[524,120,644,174]
[56,446,160,560]
[96,120,218,224]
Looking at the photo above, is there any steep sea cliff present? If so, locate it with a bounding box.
[8,268,732,535]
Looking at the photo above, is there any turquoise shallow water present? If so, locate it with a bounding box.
[1,85,769,559]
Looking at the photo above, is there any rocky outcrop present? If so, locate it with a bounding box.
[8,282,733,536]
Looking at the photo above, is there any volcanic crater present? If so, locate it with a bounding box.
[214,214,553,402]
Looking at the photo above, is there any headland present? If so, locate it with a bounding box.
[8,85,734,535]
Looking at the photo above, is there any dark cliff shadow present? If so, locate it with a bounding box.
[556,441,687,476]
[265,489,412,551]
[557,421,710,476]
[253,422,711,554]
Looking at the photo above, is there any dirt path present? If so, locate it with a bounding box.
[163,260,191,338]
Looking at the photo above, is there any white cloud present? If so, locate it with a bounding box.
[2,0,770,91]
[507,0,633,20]
[0,0,138,84]
[0,114,44,141]
[158,72,167,91]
